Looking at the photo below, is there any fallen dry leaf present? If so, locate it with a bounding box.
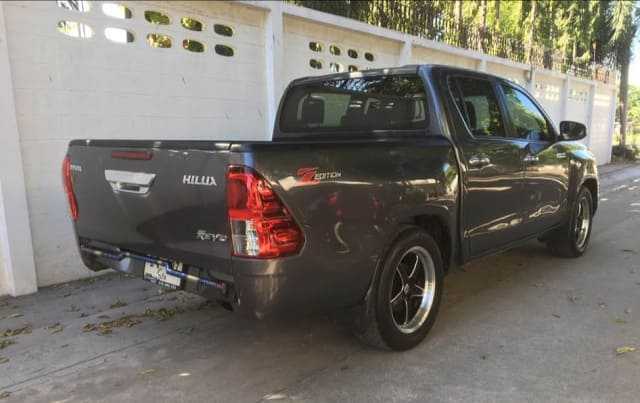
[48,323,64,335]
[2,324,31,338]
[0,356,8,364]
[552,313,561,318]
[568,295,580,303]
[0,391,9,399]
[144,307,184,322]
[138,368,156,376]
[615,318,629,324]
[2,313,23,320]
[84,316,141,336]
[83,300,211,336]
[0,339,14,350]
[616,346,637,355]
[110,299,127,309]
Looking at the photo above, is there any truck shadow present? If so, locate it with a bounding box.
[199,240,565,351]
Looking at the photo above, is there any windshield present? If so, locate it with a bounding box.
[279,74,428,135]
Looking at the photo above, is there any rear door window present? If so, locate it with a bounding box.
[279,75,428,134]
[449,76,506,137]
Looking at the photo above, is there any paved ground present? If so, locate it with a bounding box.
[1,163,639,403]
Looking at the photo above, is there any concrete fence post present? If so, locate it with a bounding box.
[527,67,536,93]
[264,2,284,139]
[585,84,597,149]
[560,76,570,121]
[477,56,487,72]
[607,87,618,152]
[399,39,412,65]
[0,4,38,296]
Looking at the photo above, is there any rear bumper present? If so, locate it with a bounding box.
[79,245,353,318]
[79,241,371,318]
[80,246,234,303]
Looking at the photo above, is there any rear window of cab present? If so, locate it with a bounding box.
[279,74,428,135]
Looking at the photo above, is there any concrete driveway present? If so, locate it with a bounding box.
[1,164,639,403]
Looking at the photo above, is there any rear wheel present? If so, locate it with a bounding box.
[546,186,594,257]
[357,228,443,350]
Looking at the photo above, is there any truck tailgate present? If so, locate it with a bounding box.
[68,141,233,275]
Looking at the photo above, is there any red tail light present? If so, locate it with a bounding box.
[111,150,153,160]
[62,155,78,221]
[226,166,303,258]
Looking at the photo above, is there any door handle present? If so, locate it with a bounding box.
[524,154,539,164]
[105,169,156,195]
[468,155,491,168]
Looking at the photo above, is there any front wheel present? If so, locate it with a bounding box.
[546,186,594,257]
[357,228,443,351]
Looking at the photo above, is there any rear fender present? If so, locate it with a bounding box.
[364,205,454,304]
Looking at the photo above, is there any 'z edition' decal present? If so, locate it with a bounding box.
[296,167,342,184]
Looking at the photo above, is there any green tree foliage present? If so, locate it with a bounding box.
[627,85,640,142]
[628,85,640,122]
[607,1,640,146]
[288,1,634,71]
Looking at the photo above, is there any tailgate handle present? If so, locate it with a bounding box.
[105,169,156,195]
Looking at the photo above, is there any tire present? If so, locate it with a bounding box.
[356,228,444,351]
[546,186,594,258]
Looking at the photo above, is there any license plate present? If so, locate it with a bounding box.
[143,261,183,290]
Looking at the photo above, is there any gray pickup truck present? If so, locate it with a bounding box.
[63,65,598,350]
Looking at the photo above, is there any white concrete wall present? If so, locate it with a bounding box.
[0,0,617,294]
[590,86,617,163]
[283,15,401,82]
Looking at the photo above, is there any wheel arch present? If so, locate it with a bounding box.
[404,214,453,274]
[581,177,598,214]
[364,210,455,304]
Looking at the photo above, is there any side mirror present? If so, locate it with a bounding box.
[559,121,587,141]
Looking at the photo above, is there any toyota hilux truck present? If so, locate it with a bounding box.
[63,65,598,350]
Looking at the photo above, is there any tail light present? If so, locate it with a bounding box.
[62,155,78,221]
[226,166,303,258]
[111,150,153,160]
